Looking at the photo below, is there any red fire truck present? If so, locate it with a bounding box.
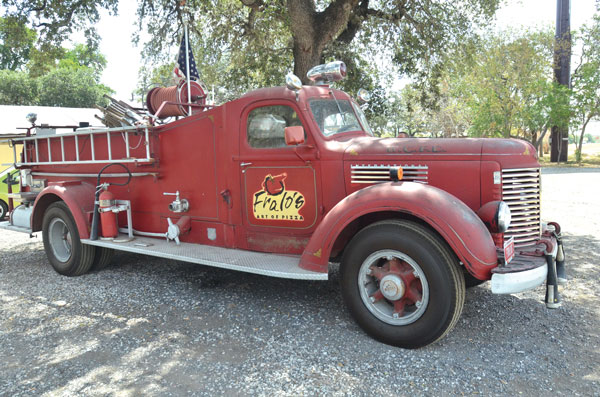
[1,62,566,348]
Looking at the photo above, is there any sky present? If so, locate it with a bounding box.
[90,0,599,102]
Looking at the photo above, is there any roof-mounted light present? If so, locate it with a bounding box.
[285,73,302,92]
[307,61,347,85]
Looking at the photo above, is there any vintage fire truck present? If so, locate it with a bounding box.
[1,62,566,348]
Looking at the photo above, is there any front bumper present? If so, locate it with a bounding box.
[491,256,548,294]
[490,226,561,295]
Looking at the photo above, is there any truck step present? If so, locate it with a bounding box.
[82,235,328,281]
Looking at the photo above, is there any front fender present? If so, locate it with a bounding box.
[31,181,95,239]
[299,182,498,280]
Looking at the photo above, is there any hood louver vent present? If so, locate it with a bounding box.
[351,164,428,185]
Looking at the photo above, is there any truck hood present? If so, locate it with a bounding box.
[343,137,484,161]
[343,137,537,166]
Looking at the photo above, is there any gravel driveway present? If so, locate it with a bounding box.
[1,168,599,396]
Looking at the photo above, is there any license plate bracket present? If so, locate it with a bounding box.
[504,236,515,265]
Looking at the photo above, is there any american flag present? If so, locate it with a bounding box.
[173,33,199,81]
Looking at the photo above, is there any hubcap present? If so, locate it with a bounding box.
[358,250,429,325]
[48,218,72,263]
[380,274,405,301]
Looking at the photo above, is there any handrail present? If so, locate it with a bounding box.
[8,125,153,142]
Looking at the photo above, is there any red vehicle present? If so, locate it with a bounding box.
[1,62,566,348]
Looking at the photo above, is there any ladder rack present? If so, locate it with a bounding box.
[7,125,155,167]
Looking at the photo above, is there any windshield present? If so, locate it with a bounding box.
[309,99,368,136]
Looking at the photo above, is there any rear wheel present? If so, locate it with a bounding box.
[0,200,8,219]
[42,201,95,276]
[91,247,114,271]
[340,220,465,348]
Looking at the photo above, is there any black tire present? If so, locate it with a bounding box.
[91,247,115,271]
[340,220,465,349]
[464,268,487,288]
[0,200,8,220]
[42,201,95,276]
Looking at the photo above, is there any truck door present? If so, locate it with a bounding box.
[238,100,321,254]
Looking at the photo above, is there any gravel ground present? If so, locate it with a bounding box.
[1,168,599,396]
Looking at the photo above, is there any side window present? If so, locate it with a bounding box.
[247,105,303,148]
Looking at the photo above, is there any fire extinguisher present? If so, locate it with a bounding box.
[99,187,118,238]
[91,163,132,241]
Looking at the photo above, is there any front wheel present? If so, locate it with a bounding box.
[42,201,95,276]
[340,220,465,348]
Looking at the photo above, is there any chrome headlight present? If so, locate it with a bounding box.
[497,201,511,233]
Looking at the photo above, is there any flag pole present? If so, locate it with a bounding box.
[184,23,192,116]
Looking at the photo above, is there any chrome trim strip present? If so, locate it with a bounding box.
[32,172,157,178]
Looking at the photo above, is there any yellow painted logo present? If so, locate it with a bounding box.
[252,173,305,221]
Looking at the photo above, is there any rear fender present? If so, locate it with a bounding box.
[31,181,95,238]
[299,182,498,280]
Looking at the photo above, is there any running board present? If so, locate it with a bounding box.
[82,235,328,281]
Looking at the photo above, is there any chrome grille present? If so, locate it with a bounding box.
[502,168,541,247]
[351,164,428,184]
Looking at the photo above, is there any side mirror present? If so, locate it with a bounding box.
[284,126,305,145]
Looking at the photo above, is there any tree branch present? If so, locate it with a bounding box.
[315,0,359,50]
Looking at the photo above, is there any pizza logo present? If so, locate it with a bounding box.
[252,173,305,221]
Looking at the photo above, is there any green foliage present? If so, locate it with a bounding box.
[58,44,107,79]
[136,0,293,100]
[571,13,600,164]
[0,69,38,104]
[0,43,113,107]
[37,67,111,107]
[134,0,501,104]
[0,0,118,50]
[0,16,36,70]
[397,28,572,144]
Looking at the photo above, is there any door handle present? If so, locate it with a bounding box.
[240,162,253,173]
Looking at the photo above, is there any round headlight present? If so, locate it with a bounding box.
[497,201,511,233]
[477,201,511,234]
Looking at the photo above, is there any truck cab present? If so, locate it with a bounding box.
[1,62,566,348]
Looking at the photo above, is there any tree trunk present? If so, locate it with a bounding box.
[292,42,324,84]
[577,114,592,165]
[287,0,359,84]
